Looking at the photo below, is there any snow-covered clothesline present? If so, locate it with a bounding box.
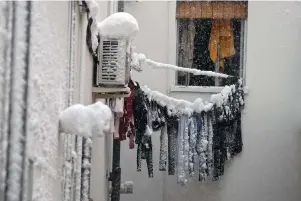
[141,79,242,116]
[131,52,231,78]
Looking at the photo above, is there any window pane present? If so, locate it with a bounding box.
[176,18,244,86]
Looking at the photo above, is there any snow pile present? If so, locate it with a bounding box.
[87,101,113,136]
[59,101,113,138]
[130,52,146,72]
[59,104,94,137]
[97,12,139,40]
[131,52,230,78]
[210,85,236,107]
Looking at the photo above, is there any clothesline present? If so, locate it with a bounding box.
[132,52,233,78]
[140,79,241,116]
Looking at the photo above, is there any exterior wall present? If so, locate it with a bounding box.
[123,1,301,201]
[28,2,72,201]
[26,1,108,201]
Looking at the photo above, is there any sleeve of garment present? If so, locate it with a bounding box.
[137,143,142,172]
[145,138,153,178]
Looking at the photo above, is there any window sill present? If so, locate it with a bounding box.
[169,85,249,94]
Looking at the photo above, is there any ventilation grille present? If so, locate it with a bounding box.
[97,39,127,86]
[101,40,118,81]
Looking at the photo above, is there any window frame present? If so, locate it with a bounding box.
[167,1,248,93]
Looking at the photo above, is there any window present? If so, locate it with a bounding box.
[176,1,247,87]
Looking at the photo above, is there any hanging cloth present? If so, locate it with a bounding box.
[119,79,135,148]
[209,19,235,72]
[166,115,179,175]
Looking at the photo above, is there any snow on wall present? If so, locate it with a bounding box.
[27,2,71,201]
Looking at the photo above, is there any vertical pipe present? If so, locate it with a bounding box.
[4,1,31,201]
[111,139,121,201]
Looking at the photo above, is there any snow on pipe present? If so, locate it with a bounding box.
[83,0,99,53]
[0,1,12,200]
[81,137,92,201]
[131,52,231,78]
[5,1,31,201]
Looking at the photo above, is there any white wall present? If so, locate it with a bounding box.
[27,1,110,201]
[122,1,301,201]
[28,2,71,201]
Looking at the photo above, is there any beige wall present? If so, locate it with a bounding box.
[122,1,301,201]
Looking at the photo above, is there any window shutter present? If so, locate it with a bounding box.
[176,1,248,19]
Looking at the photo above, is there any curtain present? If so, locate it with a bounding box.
[178,19,196,85]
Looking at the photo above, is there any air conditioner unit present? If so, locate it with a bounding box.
[97,38,131,87]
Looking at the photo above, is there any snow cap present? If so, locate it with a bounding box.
[97,12,139,39]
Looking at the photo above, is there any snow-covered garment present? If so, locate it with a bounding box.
[207,112,214,177]
[188,115,197,177]
[159,125,168,171]
[166,115,179,175]
[198,113,209,181]
[119,79,135,148]
[177,115,189,185]
[133,83,153,177]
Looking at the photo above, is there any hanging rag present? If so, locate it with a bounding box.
[159,124,168,171]
[197,112,209,182]
[119,79,135,149]
[133,82,153,177]
[188,115,198,177]
[207,112,214,178]
[209,19,235,72]
[177,115,189,185]
[166,115,179,175]
[112,98,124,139]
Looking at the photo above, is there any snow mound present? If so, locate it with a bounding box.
[59,104,94,137]
[97,12,139,39]
[130,52,146,72]
[87,101,113,137]
[59,102,113,137]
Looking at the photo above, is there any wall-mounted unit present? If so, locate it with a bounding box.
[97,38,131,88]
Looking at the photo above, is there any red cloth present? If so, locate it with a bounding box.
[119,79,135,149]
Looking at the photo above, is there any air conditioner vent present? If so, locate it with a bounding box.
[97,38,130,86]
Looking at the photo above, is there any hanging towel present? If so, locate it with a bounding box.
[209,19,235,71]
